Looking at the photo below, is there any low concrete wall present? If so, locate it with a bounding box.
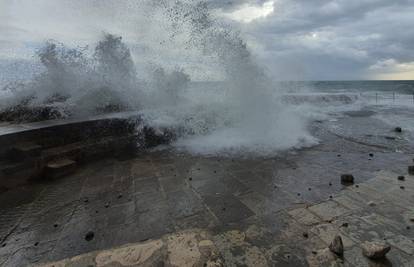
[0,112,174,190]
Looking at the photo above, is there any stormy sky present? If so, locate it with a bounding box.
[1,0,414,81]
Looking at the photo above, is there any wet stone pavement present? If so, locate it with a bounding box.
[0,115,414,266]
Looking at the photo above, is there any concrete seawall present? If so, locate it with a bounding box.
[0,112,173,190]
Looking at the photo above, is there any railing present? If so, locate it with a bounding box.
[359,92,414,105]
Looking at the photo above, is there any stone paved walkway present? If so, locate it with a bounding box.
[37,170,414,266]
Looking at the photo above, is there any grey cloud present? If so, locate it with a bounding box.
[1,0,413,80]
[240,0,414,79]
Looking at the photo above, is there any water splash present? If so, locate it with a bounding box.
[0,0,316,156]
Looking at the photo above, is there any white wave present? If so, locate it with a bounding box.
[0,0,316,156]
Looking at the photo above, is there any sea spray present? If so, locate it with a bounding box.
[145,0,317,155]
[0,0,317,156]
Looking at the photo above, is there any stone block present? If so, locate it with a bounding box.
[202,194,254,224]
[45,159,76,179]
[288,208,321,226]
[9,142,42,161]
[308,201,350,221]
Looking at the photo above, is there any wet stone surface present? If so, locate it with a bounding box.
[0,112,414,266]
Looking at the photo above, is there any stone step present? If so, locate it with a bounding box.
[42,134,140,163]
[0,160,37,175]
[9,142,42,161]
[0,159,42,188]
[45,159,77,179]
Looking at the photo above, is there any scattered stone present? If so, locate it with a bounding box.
[54,224,58,228]
[308,188,312,191]
[369,153,374,157]
[400,186,405,190]
[398,176,405,181]
[297,193,301,196]
[189,177,193,181]
[329,196,333,199]
[410,218,414,223]
[368,201,376,207]
[85,231,95,242]
[303,232,309,239]
[361,241,391,259]
[385,136,396,140]
[408,166,414,175]
[312,251,318,255]
[104,203,110,208]
[341,174,354,185]
[34,242,39,246]
[394,127,402,133]
[329,235,344,256]
[329,182,332,186]
[337,154,341,157]
[355,185,359,188]
[1,243,6,247]
[341,222,349,228]
[84,198,89,203]
[117,194,123,199]
[406,226,411,230]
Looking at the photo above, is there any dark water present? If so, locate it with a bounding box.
[188,80,414,95]
[278,80,414,94]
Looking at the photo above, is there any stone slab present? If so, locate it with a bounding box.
[308,200,350,221]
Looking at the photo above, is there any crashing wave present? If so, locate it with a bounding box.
[0,0,316,156]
